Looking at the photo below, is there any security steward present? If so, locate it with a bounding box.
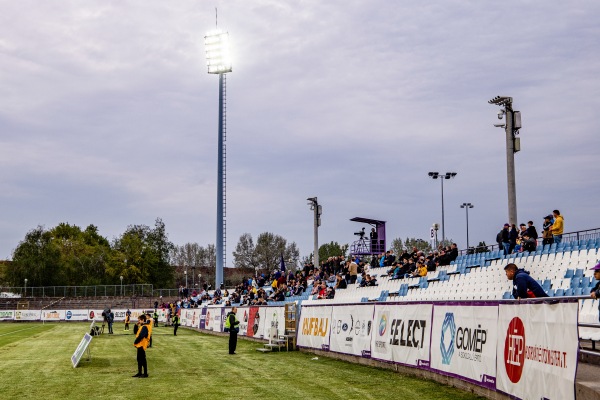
[224,307,240,355]
[133,315,149,378]
[153,310,159,327]
[145,313,154,348]
[172,313,180,336]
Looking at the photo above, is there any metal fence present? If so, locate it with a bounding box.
[459,227,600,256]
[0,284,153,298]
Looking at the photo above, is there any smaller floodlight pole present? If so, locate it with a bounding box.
[489,96,520,226]
[428,172,457,244]
[460,203,474,249]
[307,197,322,267]
[120,275,123,296]
[24,278,27,298]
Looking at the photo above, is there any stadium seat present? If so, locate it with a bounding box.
[502,291,512,299]
[574,287,584,296]
[574,269,584,278]
[564,269,574,278]
[564,288,573,296]
[554,289,565,297]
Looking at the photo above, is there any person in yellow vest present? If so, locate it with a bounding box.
[145,313,153,348]
[124,311,131,331]
[225,307,240,355]
[172,313,180,336]
[133,315,149,378]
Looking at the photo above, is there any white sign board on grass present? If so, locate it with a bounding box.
[71,333,92,368]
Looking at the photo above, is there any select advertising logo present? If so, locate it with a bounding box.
[440,312,456,365]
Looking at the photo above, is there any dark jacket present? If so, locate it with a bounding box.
[512,269,548,299]
[526,226,539,240]
[591,281,600,310]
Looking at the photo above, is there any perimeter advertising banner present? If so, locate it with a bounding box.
[14,310,41,321]
[41,310,66,321]
[430,304,498,389]
[496,302,578,400]
[297,306,332,351]
[204,307,224,332]
[236,307,250,336]
[264,306,286,338]
[245,306,263,338]
[199,307,207,329]
[370,303,432,367]
[65,310,89,321]
[329,304,374,357]
[0,310,15,320]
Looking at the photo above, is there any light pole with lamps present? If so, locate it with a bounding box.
[120,276,123,296]
[205,28,232,291]
[307,197,322,268]
[199,274,202,290]
[184,270,188,289]
[24,278,27,298]
[488,96,521,226]
[460,203,474,249]
[428,172,457,244]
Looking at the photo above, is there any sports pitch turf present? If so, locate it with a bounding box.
[0,323,484,400]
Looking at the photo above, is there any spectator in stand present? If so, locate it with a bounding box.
[500,223,510,255]
[316,282,328,299]
[551,210,564,244]
[384,251,396,267]
[589,263,600,322]
[335,273,347,289]
[448,243,458,262]
[542,215,554,246]
[509,224,518,254]
[367,275,378,286]
[326,286,336,299]
[526,221,538,242]
[504,263,548,299]
[347,258,358,284]
[522,235,536,252]
[417,262,428,277]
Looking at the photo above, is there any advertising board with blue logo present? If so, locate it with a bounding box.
[430,304,498,389]
[329,304,374,357]
[297,305,332,351]
[496,302,578,400]
[370,304,432,367]
[64,310,89,321]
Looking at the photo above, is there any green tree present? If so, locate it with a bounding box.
[254,232,298,273]
[9,226,61,287]
[232,233,257,269]
[318,241,346,262]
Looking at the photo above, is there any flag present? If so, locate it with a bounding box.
[280,253,286,273]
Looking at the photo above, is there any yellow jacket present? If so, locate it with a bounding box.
[551,215,564,235]
[134,325,149,350]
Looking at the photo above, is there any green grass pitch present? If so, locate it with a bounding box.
[0,323,484,400]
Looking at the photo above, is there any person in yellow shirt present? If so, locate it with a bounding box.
[551,209,564,244]
[133,315,149,378]
[417,262,428,277]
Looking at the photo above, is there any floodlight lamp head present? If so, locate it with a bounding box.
[428,172,439,179]
[488,95,513,108]
[204,30,232,74]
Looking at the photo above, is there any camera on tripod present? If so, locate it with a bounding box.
[354,227,366,239]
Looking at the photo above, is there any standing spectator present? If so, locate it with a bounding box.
[347,259,358,284]
[551,210,564,244]
[504,263,548,299]
[124,309,131,331]
[225,307,240,355]
[526,221,538,241]
[501,224,511,255]
[172,313,180,336]
[370,228,378,253]
[542,215,554,246]
[509,224,518,254]
[133,314,149,378]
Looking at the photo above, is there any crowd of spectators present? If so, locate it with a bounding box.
[495,210,564,255]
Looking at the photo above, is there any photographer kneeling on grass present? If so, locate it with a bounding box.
[133,314,150,378]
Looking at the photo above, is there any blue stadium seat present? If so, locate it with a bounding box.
[554,289,565,297]
[502,292,512,299]
[573,288,583,296]
[570,278,582,289]
[574,269,584,278]
[542,279,551,291]
[546,289,555,297]
[581,277,592,288]
[564,269,574,278]
[564,288,573,296]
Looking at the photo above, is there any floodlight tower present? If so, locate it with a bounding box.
[428,172,457,244]
[307,197,322,267]
[488,96,522,226]
[205,29,232,290]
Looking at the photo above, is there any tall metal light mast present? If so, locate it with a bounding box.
[205,29,232,290]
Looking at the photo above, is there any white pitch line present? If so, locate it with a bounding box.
[0,325,41,337]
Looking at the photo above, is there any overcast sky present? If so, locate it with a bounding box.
[1,0,599,264]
